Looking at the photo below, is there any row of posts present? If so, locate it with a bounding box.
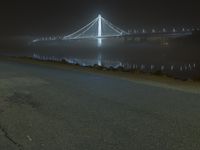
[121,63,196,72]
[33,54,197,73]
[33,54,63,62]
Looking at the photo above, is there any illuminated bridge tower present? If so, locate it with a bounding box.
[98,14,102,46]
[97,14,102,66]
[62,14,128,40]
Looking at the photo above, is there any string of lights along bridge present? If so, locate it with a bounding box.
[32,14,199,43]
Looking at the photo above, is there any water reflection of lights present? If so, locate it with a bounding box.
[97,38,102,47]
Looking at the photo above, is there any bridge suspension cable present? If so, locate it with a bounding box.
[101,17,128,35]
[63,14,128,40]
[63,17,98,39]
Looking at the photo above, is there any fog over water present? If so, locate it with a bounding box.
[0,35,200,79]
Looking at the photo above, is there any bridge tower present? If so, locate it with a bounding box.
[98,14,102,37]
[97,14,102,66]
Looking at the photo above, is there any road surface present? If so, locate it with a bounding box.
[0,59,200,150]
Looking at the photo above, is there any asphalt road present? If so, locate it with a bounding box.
[0,60,200,150]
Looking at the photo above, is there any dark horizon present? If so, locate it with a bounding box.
[0,0,200,36]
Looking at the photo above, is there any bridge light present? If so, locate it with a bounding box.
[152,29,155,33]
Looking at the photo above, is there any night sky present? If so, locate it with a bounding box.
[0,0,200,36]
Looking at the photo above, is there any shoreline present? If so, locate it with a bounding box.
[0,55,200,94]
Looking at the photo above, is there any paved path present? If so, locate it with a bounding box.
[0,60,200,150]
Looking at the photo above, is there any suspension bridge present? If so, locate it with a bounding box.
[32,14,129,43]
[63,14,128,40]
[32,14,198,43]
